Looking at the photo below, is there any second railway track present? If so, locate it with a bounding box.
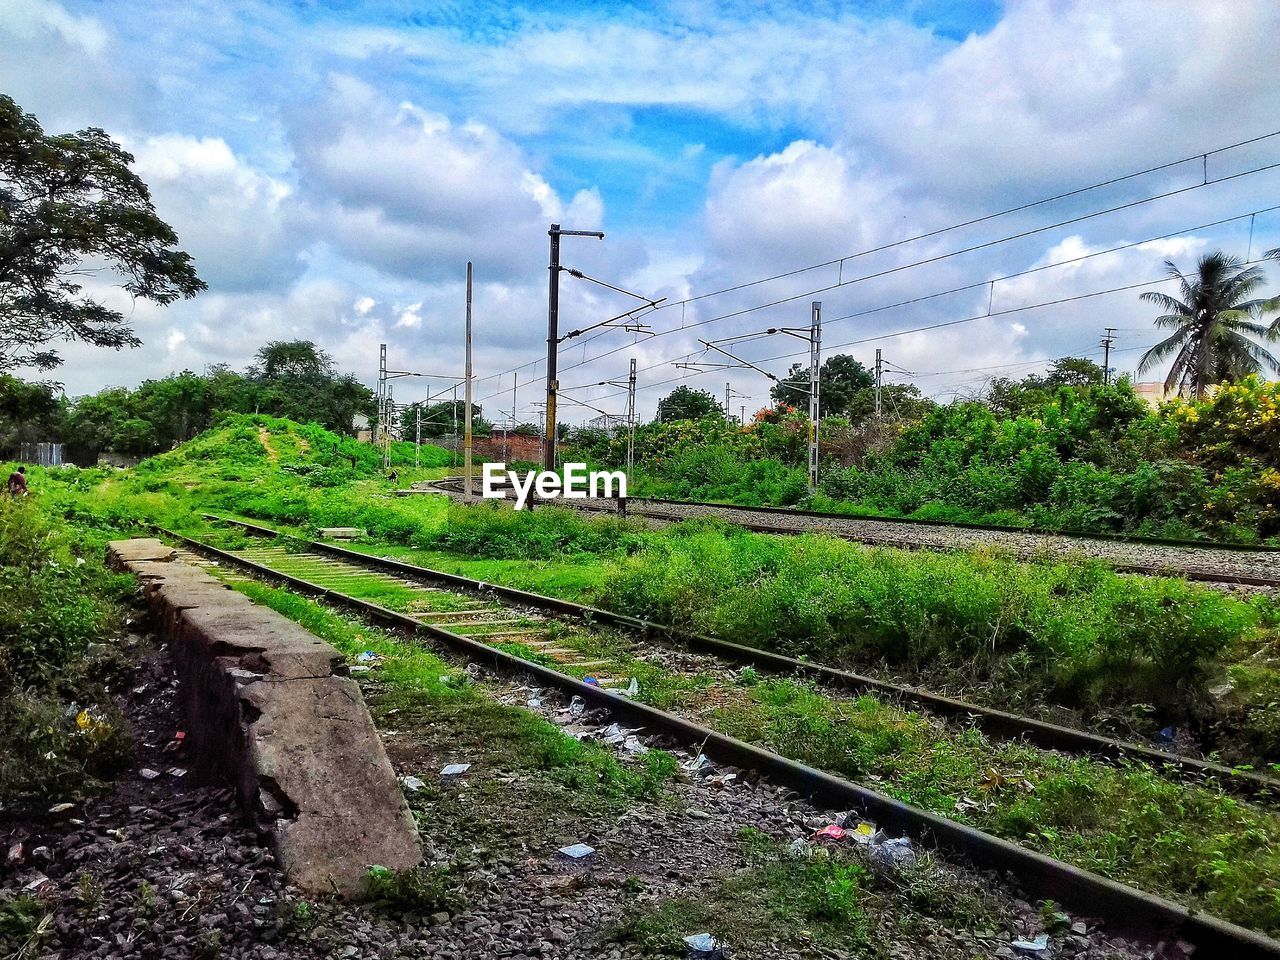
[417,477,1280,589]
[158,516,1280,958]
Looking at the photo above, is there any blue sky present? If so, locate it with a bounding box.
[3,0,1280,420]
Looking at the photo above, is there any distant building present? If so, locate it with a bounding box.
[1132,382,1174,408]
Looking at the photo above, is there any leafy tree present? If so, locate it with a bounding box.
[846,383,934,424]
[0,374,61,452]
[398,400,491,438]
[656,386,722,422]
[250,341,333,380]
[1044,357,1105,387]
[0,95,205,371]
[248,341,373,434]
[1138,252,1280,398]
[772,354,873,414]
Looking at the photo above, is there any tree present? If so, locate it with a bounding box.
[399,400,491,438]
[656,386,722,422]
[771,354,873,414]
[251,341,333,380]
[1044,357,1105,387]
[249,341,374,434]
[1138,252,1280,398]
[986,357,1106,417]
[0,374,60,453]
[846,383,934,425]
[0,95,204,371]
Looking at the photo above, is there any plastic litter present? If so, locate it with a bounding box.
[558,842,595,859]
[813,824,847,842]
[583,676,601,687]
[602,723,625,744]
[683,933,724,956]
[356,651,381,664]
[870,836,915,867]
[682,753,714,776]
[401,776,426,792]
[849,822,880,845]
[140,768,161,780]
[1012,933,1050,954]
[6,842,21,864]
[787,837,810,858]
[47,803,74,814]
[167,767,187,778]
[568,695,586,718]
[617,677,639,697]
[440,763,471,777]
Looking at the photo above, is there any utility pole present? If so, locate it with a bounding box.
[626,358,637,472]
[544,222,605,470]
[415,405,421,468]
[874,349,883,420]
[808,301,821,490]
[451,384,458,462]
[740,404,746,425]
[464,261,474,503]
[377,344,387,464]
[1101,327,1117,385]
[725,382,731,418]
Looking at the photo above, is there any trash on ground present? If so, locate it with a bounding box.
[47,803,74,815]
[1012,933,1050,954]
[622,735,649,757]
[682,753,713,776]
[602,723,625,744]
[787,837,810,858]
[440,763,471,776]
[849,822,880,844]
[140,768,161,780]
[6,842,21,864]
[356,650,382,664]
[619,677,639,697]
[401,775,426,792]
[582,676,601,687]
[568,695,586,717]
[683,932,724,956]
[870,835,915,867]
[558,842,595,859]
[167,767,187,778]
[813,824,847,842]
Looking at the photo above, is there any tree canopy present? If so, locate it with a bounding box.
[0,95,205,371]
[1138,252,1280,398]
[656,385,723,422]
[772,354,873,414]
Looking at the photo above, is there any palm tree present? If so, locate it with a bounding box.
[1137,252,1280,398]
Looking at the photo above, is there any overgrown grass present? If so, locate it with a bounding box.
[0,497,135,807]
[225,576,676,804]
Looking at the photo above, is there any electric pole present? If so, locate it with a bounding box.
[808,301,821,490]
[1101,327,1117,385]
[874,349,883,420]
[627,358,637,472]
[415,405,421,468]
[725,382,731,418]
[544,222,605,470]
[464,260,474,503]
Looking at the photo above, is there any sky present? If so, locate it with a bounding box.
[4,0,1280,423]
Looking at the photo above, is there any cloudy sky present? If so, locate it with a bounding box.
[4,0,1280,421]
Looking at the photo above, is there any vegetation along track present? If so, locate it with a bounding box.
[155,516,1280,956]
[421,477,1280,588]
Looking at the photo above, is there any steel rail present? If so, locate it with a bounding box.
[199,513,1280,802]
[157,523,1280,958]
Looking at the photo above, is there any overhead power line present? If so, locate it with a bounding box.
[467,128,1280,398]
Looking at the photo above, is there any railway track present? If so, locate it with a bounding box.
[419,477,1280,588]
[154,516,1280,958]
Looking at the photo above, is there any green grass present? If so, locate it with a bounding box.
[224,576,676,805]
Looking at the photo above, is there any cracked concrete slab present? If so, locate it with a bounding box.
[108,539,421,896]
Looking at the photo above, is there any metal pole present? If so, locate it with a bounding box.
[415,405,421,468]
[808,301,821,490]
[740,404,746,425]
[1102,327,1116,385]
[452,384,458,462]
[377,344,387,463]
[874,348,883,420]
[384,386,394,472]
[464,261,474,503]
[627,358,637,472]
[725,382,730,419]
[544,224,561,470]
